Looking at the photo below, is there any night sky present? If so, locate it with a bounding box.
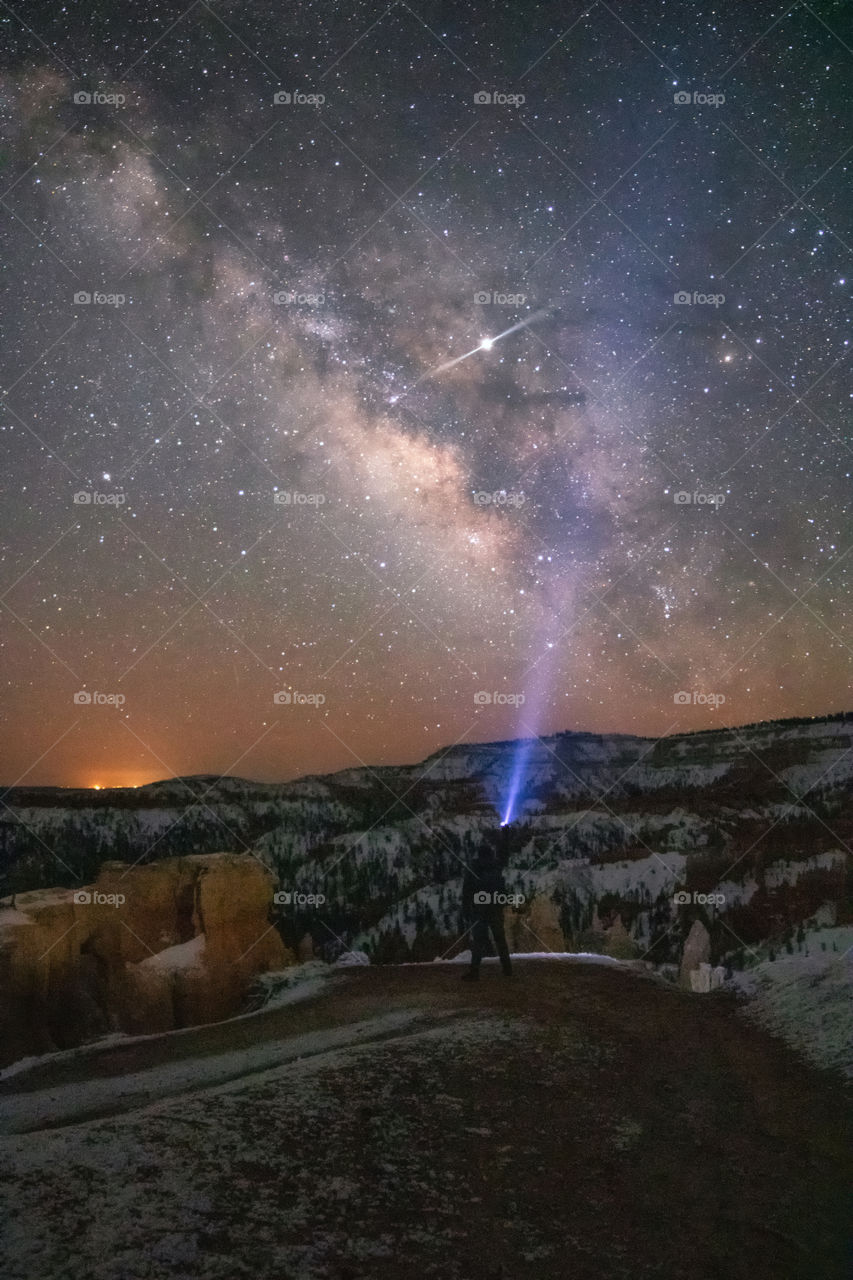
[0,1,850,788]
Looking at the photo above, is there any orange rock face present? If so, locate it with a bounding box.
[0,853,293,1065]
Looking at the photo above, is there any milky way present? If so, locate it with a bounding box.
[0,2,850,786]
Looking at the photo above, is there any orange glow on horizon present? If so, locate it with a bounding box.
[84,777,155,791]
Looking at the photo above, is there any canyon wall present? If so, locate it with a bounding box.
[0,853,292,1066]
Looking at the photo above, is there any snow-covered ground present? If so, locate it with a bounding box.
[729,926,853,1077]
[0,1009,429,1137]
[1,951,847,1280]
[0,1015,521,1280]
[0,961,342,1090]
[428,950,628,967]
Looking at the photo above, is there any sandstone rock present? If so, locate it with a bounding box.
[690,963,710,993]
[689,962,726,993]
[190,854,290,1022]
[504,894,565,954]
[124,935,209,1034]
[679,919,711,988]
[0,853,294,1066]
[603,914,639,960]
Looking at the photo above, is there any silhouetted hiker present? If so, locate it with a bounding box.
[460,846,512,979]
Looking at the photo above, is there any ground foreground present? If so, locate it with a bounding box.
[0,960,850,1280]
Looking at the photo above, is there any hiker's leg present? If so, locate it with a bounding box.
[470,915,489,969]
[490,909,512,975]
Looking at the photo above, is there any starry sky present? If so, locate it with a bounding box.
[0,1,850,788]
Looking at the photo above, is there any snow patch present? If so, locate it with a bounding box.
[0,1010,426,1137]
[335,950,371,967]
[138,934,205,970]
[729,926,853,1077]
[425,951,628,967]
[249,961,335,1009]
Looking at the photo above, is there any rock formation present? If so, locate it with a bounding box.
[504,894,566,953]
[602,914,639,960]
[0,853,293,1066]
[688,962,726,993]
[679,918,712,989]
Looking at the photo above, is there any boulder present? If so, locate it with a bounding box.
[0,853,294,1065]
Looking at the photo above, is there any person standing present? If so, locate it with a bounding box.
[460,845,512,979]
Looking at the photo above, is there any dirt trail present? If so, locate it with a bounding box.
[1,961,850,1280]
